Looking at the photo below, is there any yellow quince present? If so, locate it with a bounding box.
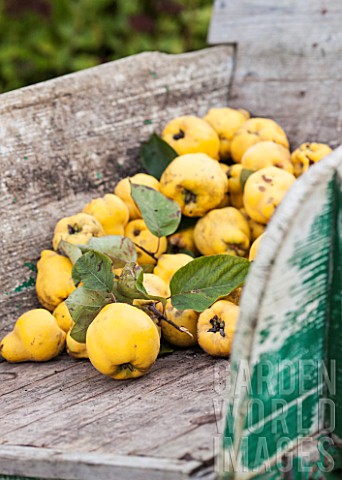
[194,207,250,257]
[0,309,66,362]
[52,213,104,250]
[36,250,76,311]
[162,115,220,159]
[82,194,129,235]
[230,118,289,163]
[204,107,250,160]
[86,303,160,380]
[159,153,228,217]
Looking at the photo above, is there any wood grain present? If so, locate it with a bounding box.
[0,46,234,337]
[0,352,227,479]
[208,0,342,147]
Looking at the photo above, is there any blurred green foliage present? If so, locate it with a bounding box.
[0,0,212,93]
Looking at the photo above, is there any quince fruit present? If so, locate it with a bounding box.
[167,227,198,256]
[204,107,250,160]
[230,118,289,163]
[159,153,228,217]
[36,250,76,311]
[197,300,239,357]
[249,233,265,261]
[291,142,332,177]
[53,300,74,333]
[162,115,220,159]
[243,166,296,224]
[154,253,193,284]
[66,330,88,359]
[52,212,104,250]
[194,207,250,257]
[0,309,66,362]
[86,303,160,380]
[82,193,129,235]
[161,301,198,348]
[241,141,293,174]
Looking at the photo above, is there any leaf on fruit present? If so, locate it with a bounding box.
[72,251,114,292]
[66,287,112,342]
[80,235,137,268]
[140,133,178,179]
[117,262,167,305]
[58,240,83,265]
[240,169,255,191]
[170,254,250,311]
[130,183,181,237]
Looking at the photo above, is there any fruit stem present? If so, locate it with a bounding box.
[147,304,193,338]
[133,242,158,262]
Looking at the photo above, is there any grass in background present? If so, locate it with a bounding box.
[0,0,212,93]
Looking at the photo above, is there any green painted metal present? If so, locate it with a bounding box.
[220,152,342,479]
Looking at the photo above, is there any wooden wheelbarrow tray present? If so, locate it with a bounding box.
[1,1,342,476]
[0,46,233,480]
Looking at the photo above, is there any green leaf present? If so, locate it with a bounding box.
[80,235,137,268]
[66,287,112,343]
[117,263,167,305]
[240,169,255,191]
[140,133,178,179]
[170,254,250,311]
[58,240,83,265]
[158,338,174,356]
[72,251,114,292]
[130,183,181,237]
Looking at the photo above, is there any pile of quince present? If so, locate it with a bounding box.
[0,108,332,380]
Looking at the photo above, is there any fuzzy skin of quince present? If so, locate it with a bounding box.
[167,226,198,256]
[36,250,76,311]
[230,118,289,163]
[162,300,198,348]
[86,303,160,380]
[66,330,88,359]
[53,300,74,333]
[243,166,296,224]
[159,153,228,217]
[241,141,293,174]
[0,309,66,363]
[52,213,105,250]
[124,219,167,265]
[114,173,160,220]
[197,300,239,357]
[249,233,265,261]
[194,207,250,257]
[162,115,220,159]
[204,107,250,161]
[291,142,332,177]
[154,253,193,285]
[82,193,129,235]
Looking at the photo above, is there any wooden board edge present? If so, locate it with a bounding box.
[0,45,233,105]
[0,445,205,480]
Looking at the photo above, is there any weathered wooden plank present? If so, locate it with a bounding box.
[0,352,224,461]
[0,446,202,480]
[0,351,226,479]
[0,46,234,337]
[208,0,342,147]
